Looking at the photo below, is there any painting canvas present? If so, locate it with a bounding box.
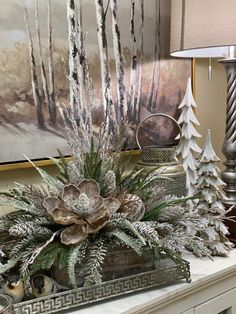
[0,0,191,165]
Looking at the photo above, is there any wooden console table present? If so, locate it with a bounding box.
[65,250,236,314]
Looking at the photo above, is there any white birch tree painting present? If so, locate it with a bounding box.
[0,0,191,163]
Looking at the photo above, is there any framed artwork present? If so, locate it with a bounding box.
[0,0,192,170]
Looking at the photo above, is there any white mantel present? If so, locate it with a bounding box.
[66,250,236,314]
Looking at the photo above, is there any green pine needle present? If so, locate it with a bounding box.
[143,195,197,220]
[106,229,144,255]
[29,242,71,277]
[111,218,146,245]
[48,149,70,184]
[23,154,64,195]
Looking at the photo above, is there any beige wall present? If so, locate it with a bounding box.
[0,165,58,191]
[195,59,226,165]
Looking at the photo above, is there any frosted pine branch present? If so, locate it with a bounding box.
[0,257,21,276]
[0,197,41,215]
[80,237,108,286]
[104,170,116,195]
[20,231,59,277]
[68,239,89,288]
[157,205,185,222]
[106,228,144,255]
[24,154,64,195]
[132,221,159,243]
[10,227,53,258]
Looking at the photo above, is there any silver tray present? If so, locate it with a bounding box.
[13,259,190,314]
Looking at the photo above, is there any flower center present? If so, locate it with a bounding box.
[73,193,90,215]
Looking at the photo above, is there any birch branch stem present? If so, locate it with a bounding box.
[152,0,161,110]
[47,0,57,125]
[146,0,160,111]
[67,0,80,122]
[128,0,138,122]
[24,6,45,128]
[77,0,93,139]
[35,0,52,125]
[95,0,117,139]
[136,0,144,123]
[110,0,127,123]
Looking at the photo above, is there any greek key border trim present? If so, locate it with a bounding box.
[13,260,190,314]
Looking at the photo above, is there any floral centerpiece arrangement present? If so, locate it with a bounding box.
[0,106,200,301]
[0,104,233,304]
[0,112,234,310]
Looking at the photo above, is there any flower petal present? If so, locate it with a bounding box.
[62,184,81,204]
[60,224,88,245]
[104,198,121,216]
[51,208,85,225]
[85,205,109,232]
[86,219,109,234]
[43,197,65,215]
[78,179,100,197]
[89,195,103,210]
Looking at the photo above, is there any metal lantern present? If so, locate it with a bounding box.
[136,113,186,197]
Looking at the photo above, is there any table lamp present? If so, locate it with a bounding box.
[170,0,236,207]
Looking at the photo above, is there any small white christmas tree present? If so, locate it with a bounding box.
[194,129,233,256]
[177,78,201,196]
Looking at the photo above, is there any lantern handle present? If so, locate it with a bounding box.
[135,113,182,150]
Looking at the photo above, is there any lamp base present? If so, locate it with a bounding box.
[219,58,236,202]
[219,58,236,243]
[225,220,236,246]
[223,201,236,245]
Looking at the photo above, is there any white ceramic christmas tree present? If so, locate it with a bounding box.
[194,130,233,256]
[177,78,201,196]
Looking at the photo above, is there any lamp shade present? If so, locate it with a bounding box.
[170,0,236,58]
